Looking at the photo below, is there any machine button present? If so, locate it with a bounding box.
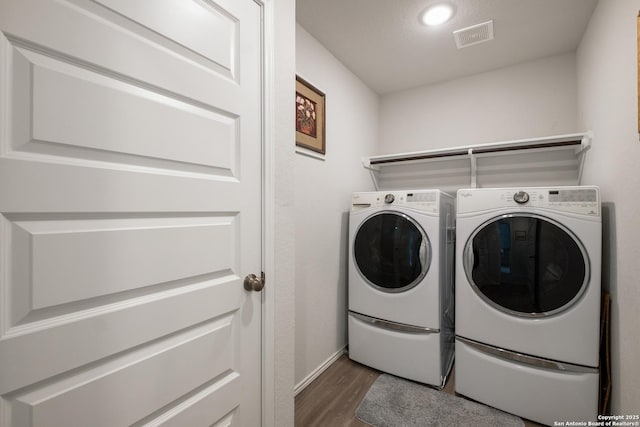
[384,194,395,204]
[513,191,530,204]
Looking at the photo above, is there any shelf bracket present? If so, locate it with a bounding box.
[576,132,593,184]
[468,148,477,188]
[577,131,593,154]
[362,157,380,190]
[369,168,380,191]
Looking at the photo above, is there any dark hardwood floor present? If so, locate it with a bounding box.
[295,354,545,427]
[295,355,379,427]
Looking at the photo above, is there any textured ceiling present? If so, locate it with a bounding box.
[296,0,599,94]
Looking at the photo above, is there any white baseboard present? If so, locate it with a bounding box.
[294,346,347,396]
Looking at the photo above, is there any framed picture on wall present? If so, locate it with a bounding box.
[296,75,326,154]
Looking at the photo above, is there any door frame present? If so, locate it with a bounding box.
[259,0,277,425]
[255,0,296,424]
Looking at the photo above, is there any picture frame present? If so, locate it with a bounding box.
[296,75,326,154]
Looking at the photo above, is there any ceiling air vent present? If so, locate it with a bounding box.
[453,20,494,49]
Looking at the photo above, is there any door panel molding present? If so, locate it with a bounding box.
[0,0,264,425]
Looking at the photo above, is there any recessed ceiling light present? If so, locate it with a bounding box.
[421,3,454,26]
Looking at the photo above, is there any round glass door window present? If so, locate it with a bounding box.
[354,212,430,292]
[464,214,589,317]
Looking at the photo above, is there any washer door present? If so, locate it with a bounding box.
[464,214,589,317]
[354,211,431,293]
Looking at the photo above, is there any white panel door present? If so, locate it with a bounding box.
[0,0,263,425]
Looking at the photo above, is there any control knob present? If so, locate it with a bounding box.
[384,194,395,204]
[513,191,530,204]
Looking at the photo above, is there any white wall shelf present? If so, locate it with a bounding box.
[362,132,592,193]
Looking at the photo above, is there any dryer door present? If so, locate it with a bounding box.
[463,214,589,317]
[354,211,431,293]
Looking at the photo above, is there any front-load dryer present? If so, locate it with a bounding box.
[348,189,455,387]
[454,186,601,425]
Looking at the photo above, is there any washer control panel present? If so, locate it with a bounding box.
[352,190,440,213]
[457,187,600,216]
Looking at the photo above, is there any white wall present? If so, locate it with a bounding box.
[294,25,379,387]
[576,0,640,413]
[379,53,579,154]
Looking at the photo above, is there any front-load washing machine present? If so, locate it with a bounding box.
[455,186,601,425]
[348,189,455,387]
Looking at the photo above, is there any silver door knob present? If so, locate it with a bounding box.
[244,273,264,292]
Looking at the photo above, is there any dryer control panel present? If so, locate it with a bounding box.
[351,190,442,213]
[457,186,600,216]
